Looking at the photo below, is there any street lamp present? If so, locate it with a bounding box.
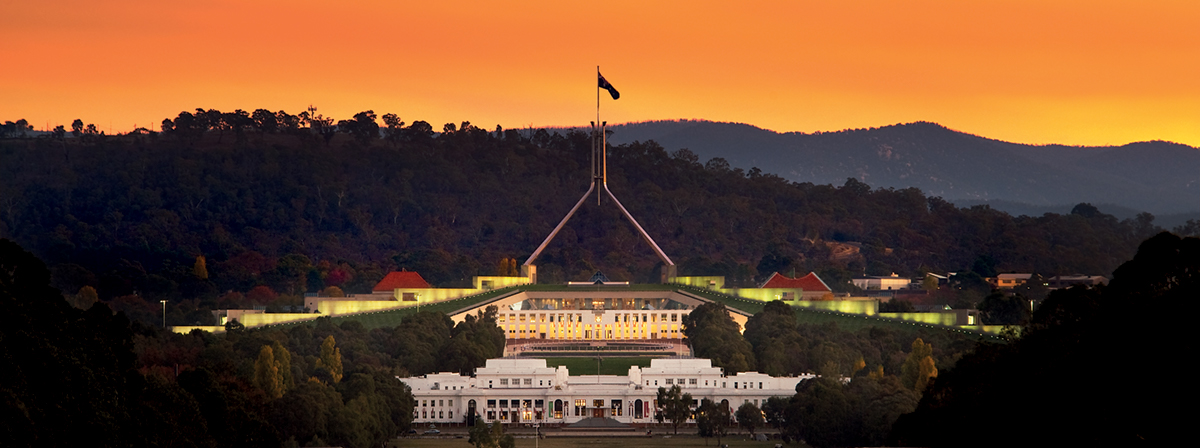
[160,300,167,328]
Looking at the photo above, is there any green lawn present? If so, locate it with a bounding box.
[269,287,520,331]
[268,283,997,341]
[541,357,654,375]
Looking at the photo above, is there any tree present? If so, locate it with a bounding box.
[762,396,788,432]
[900,338,936,391]
[71,119,83,137]
[696,398,730,445]
[317,335,344,383]
[254,345,284,399]
[71,285,99,310]
[338,110,379,145]
[381,113,404,145]
[321,286,345,297]
[193,255,209,280]
[735,401,764,437]
[788,377,852,447]
[467,418,493,448]
[656,385,693,435]
[271,341,295,391]
[682,302,756,373]
[977,291,1031,325]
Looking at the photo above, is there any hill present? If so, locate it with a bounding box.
[607,120,1200,216]
[0,110,1176,327]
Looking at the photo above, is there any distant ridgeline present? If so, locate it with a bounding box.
[0,108,1187,329]
[607,119,1200,219]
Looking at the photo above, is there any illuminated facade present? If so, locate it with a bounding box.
[402,358,812,425]
[449,288,750,340]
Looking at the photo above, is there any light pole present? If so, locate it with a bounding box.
[160,300,167,329]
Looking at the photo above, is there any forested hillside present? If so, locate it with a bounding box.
[0,109,1176,327]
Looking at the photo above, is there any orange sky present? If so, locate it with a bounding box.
[4,0,1199,146]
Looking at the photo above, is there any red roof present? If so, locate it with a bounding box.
[373,270,432,291]
[761,272,831,292]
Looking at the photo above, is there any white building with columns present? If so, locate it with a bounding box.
[402,357,812,426]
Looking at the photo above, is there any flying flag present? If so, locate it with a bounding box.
[598,73,620,100]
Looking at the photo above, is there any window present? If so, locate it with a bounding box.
[759,382,763,389]
[511,378,520,386]
[500,400,508,408]
[523,400,532,408]
[422,400,427,407]
[524,378,532,385]
[499,314,507,323]
[678,378,685,385]
[665,379,673,385]
[449,400,453,406]
[487,400,496,408]
[439,400,444,406]
[671,314,678,322]
[422,410,427,418]
[689,378,697,385]
[593,399,604,408]
[449,411,453,419]
[540,314,546,322]
[402,292,417,301]
[519,314,526,322]
[487,410,496,420]
[500,379,508,386]
[439,411,443,418]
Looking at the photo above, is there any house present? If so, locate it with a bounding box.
[852,273,912,290]
[992,273,1033,289]
[760,272,834,300]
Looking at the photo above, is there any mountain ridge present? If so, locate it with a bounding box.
[603,120,1200,216]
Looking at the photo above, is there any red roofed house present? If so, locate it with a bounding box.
[372,270,433,302]
[761,272,834,301]
[373,270,432,291]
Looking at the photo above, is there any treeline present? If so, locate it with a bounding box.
[0,238,504,448]
[0,106,1178,328]
[681,301,969,447]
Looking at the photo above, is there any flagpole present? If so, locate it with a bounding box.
[596,65,602,205]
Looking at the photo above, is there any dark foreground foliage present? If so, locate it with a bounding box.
[0,238,507,448]
[891,232,1197,447]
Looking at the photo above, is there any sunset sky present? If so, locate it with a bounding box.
[4,0,1199,146]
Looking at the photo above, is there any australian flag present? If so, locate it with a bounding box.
[598,73,620,100]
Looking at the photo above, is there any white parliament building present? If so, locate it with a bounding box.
[401,357,813,426]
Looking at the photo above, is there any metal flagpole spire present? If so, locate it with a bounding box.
[523,67,678,283]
